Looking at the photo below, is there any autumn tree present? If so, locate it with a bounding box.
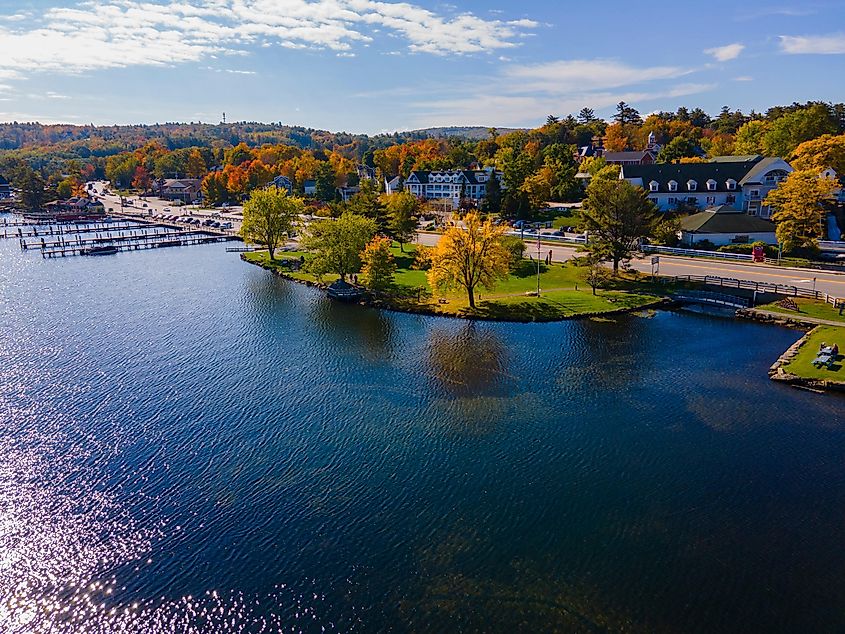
[733,120,768,155]
[360,236,396,292]
[763,104,838,157]
[241,187,304,260]
[301,212,377,280]
[426,211,510,308]
[790,134,845,174]
[580,178,658,273]
[765,170,838,252]
[186,149,207,179]
[131,165,152,193]
[384,191,420,251]
[603,123,629,152]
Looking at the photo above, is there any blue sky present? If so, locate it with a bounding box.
[1,1,844,133]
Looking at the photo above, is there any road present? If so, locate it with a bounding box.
[90,181,245,232]
[416,232,845,298]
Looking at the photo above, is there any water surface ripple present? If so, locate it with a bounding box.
[0,223,843,633]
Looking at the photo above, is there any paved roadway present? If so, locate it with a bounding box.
[416,232,845,298]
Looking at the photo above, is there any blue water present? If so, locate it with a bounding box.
[1,222,844,633]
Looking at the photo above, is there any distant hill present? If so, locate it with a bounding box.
[411,126,527,140]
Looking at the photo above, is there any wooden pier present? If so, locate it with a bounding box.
[41,232,234,257]
[21,227,188,250]
[2,220,140,239]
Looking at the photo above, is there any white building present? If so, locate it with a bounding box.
[679,205,778,246]
[621,155,793,218]
[403,168,503,209]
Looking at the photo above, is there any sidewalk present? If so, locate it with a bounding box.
[747,308,845,327]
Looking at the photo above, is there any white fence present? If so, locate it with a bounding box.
[641,244,753,261]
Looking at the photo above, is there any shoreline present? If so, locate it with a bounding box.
[240,253,672,323]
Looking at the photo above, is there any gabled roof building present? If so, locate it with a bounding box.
[621,156,793,218]
[679,205,778,246]
[404,168,504,209]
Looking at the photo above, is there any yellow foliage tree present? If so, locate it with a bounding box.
[790,133,845,174]
[426,212,510,309]
[603,123,629,152]
[765,170,839,252]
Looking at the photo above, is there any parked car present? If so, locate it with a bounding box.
[211,221,221,228]
[163,207,171,212]
[220,222,233,229]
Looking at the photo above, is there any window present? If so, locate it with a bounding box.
[668,180,678,192]
[726,179,736,190]
[707,179,717,191]
[750,189,760,199]
[649,180,659,192]
[687,180,697,191]
[687,197,696,204]
[648,197,658,205]
[706,196,716,205]
[667,197,677,205]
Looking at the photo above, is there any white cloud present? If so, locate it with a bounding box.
[779,33,845,54]
[0,0,537,83]
[733,75,754,82]
[408,57,714,128]
[704,43,745,61]
[502,59,692,94]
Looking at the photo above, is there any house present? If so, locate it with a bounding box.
[679,205,778,247]
[403,168,504,209]
[156,178,202,203]
[337,186,360,202]
[0,174,11,199]
[603,150,656,166]
[384,176,402,195]
[270,175,293,194]
[620,155,793,218]
[357,165,376,182]
[303,180,317,196]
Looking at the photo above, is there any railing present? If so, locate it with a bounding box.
[507,230,587,245]
[657,274,844,308]
[641,244,753,261]
[671,290,751,308]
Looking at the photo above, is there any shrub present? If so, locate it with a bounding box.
[500,235,526,272]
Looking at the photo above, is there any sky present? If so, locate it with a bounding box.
[0,0,844,134]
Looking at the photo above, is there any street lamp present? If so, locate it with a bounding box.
[536,226,541,296]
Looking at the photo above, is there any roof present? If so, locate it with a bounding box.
[739,157,791,185]
[680,206,776,234]
[621,159,762,193]
[407,170,496,185]
[603,150,654,163]
[709,155,762,163]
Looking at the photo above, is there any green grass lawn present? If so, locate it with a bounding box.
[782,326,845,381]
[761,297,845,324]
[243,243,662,321]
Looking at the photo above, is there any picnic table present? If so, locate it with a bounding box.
[812,346,838,368]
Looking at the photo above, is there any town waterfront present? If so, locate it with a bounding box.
[2,230,845,633]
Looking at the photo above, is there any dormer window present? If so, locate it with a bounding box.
[649,180,659,192]
[707,179,717,191]
[687,180,697,192]
[726,179,736,190]
[668,180,678,192]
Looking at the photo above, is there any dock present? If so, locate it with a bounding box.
[1,213,239,258]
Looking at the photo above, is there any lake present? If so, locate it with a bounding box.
[1,224,844,633]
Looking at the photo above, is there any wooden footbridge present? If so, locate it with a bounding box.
[670,290,751,309]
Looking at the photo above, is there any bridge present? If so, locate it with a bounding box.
[670,290,751,309]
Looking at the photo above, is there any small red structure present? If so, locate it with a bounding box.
[752,245,765,262]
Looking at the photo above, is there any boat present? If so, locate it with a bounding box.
[82,245,118,256]
[326,279,363,302]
